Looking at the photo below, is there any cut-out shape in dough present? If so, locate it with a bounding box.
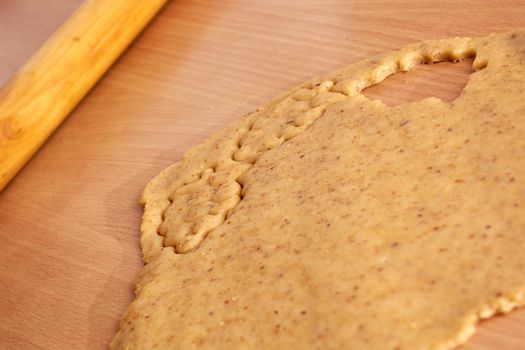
[112,30,525,350]
[362,59,475,105]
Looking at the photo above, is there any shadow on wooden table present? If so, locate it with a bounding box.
[86,174,143,349]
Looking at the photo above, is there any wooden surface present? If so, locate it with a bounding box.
[0,0,168,191]
[0,0,524,349]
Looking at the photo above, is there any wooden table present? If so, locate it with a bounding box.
[1,1,524,349]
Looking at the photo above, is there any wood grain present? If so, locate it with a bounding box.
[0,0,169,191]
[0,0,524,349]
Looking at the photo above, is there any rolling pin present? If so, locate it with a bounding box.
[0,0,169,191]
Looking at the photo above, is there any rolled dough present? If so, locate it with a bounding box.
[111,30,525,350]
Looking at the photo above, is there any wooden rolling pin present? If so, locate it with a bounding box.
[0,0,169,191]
